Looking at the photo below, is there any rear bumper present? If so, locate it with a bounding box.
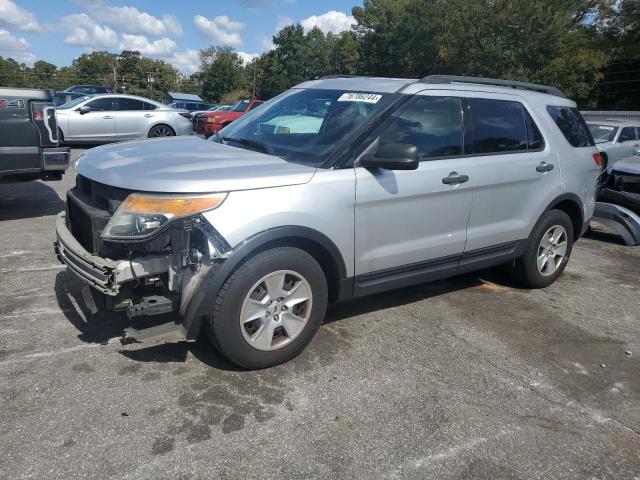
[54,213,169,296]
[598,187,640,209]
[43,147,70,171]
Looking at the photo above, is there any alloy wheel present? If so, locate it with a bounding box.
[151,126,173,137]
[239,270,313,351]
[536,225,568,276]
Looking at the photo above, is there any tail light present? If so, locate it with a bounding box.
[34,110,43,121]
[593,152,602,167]
[178,112,192,120]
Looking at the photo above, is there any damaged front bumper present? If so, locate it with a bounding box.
[54,212,222,343]
[54,213,169,296]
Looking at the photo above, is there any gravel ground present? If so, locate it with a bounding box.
[1,148,639,479]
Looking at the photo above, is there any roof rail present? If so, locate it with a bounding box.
[419,75,566,98]
[319,74,361,79]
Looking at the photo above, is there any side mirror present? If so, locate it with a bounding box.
[360,143,419,171]
[78,106,91,115]
[634,145,640,157]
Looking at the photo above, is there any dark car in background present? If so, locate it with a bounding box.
[0,87,69,183]
[52,91,91,107]
[64,85,113,95]
[169,100,215,113]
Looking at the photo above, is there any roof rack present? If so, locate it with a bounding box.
[419,75,566,98]
[319,74,362,79]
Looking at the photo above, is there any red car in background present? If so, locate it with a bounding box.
[193,99,264,137]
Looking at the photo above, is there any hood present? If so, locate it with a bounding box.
[609,155,640,175]
[74,136,317,193]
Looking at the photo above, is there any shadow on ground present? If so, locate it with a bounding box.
[0,181,64,220]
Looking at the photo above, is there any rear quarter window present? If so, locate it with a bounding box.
[546,106,595,147]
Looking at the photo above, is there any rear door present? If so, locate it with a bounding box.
[464,95,559,252]
[115,97,152,139]
[354,92,476,279]
[67,97,117,141]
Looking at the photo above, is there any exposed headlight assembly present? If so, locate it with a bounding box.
[101,193,227,240]
[207,116,217,124]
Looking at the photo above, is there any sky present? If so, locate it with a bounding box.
[0,0,360,74]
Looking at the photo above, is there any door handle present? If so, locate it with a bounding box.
[103,115,114,119]
[536,162,554,172]
[442,172,469,185]
[144,113,153,117]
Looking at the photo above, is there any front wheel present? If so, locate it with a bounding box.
[148,124,175,138]
[207,247,328,369]
[508,209,574,288]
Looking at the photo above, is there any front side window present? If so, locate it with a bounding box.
[378,96,463,159]
[619,127,638,142]
[249,102,263,111]
[469,98,529,154]
[85,97,117,111]
[217,88,399,167]
[546,106,595,147]
[588,124,619,143]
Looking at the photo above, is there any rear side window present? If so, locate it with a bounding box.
[379,96,463,159]
[118,98,144,111]
[468,98,529,154]
[142,101,157,110]
[546,106,595,147]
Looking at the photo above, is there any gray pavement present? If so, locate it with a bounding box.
[1,148,639,479]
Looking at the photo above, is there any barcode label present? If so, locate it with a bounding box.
[337,93,382,104]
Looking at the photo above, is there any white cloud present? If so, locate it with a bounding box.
[163,48,200,75]
[0,28,35,63]
[194,15,245,48]
[276,15,293,31]
[0,0,40,32]
[238,51,259,65]
[101,6,182,36]
[300,11,355,34]
[258,34,274,52]
[120,34,176,56]
[61,13,118,49]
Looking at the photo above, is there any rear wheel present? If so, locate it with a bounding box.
[148,124,175,138]
[508,209,574,288]
[207,247,328,369]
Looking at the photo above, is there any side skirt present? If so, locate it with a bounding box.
[351,240,527,299]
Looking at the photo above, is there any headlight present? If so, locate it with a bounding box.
[101,193,227,240]
[207,116,217,124]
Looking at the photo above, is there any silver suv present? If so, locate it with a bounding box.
[55,75,600,369]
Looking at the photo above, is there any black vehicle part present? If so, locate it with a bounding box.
[125,295,179,318]
[419,75,566,98]
[592,202,640,246]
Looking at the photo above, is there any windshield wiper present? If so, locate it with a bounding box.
[221,136,276,156]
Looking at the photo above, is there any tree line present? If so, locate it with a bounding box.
[0,0,638,109]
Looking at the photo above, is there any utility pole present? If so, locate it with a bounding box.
[112,62,118,93]
[252,62,257,99]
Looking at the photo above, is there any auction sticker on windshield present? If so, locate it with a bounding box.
[337,93,382,104]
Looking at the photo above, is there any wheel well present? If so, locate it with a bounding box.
[149,123,175,135]
[240,237,341,302]
[550,199,583,241]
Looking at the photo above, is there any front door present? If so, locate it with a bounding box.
[616,126,640,160]
[67,97,117,141]
[354,93,476,281]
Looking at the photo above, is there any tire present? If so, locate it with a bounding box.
[148,124,175,138]
[509,209,574,288]
[207,247,328,369]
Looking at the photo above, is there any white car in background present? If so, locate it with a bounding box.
[56,94,193,144]
[588,120,640,169]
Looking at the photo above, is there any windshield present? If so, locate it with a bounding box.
[216,88,399,167]
[57,96,91,109]
[588,124,618,142]
[232,100,249,112]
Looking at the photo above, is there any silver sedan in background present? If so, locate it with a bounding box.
[56,94,193,144]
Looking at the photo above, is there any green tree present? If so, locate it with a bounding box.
[199,46,246,102]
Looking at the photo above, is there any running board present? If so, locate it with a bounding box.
[121,321,191,346]
[592,202,640,246]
